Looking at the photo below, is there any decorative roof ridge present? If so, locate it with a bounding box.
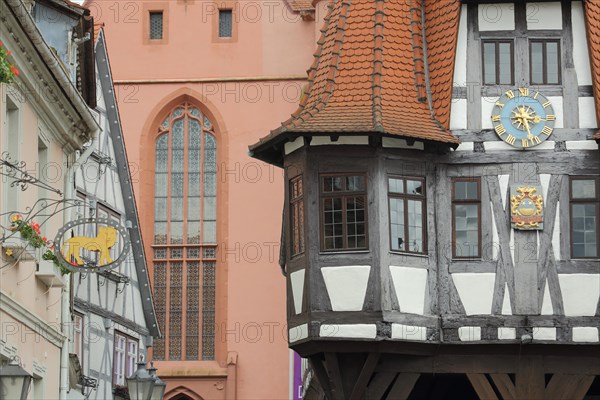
[371,0,385,132]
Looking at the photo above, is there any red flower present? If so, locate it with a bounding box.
[6,50,11,56]
[42,236,47,242]
[10,66,19,76]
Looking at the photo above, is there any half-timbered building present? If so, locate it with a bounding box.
[250,1,600,398]
[68,27,160,400]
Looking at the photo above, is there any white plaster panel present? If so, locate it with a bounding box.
[547,97,563,128]
[558,274,600,316]
[498,327,516,340]
[541,280,554,315]
[501,283,512,315]
[382,137,425,150]
[573,2,592,86]
[483,141,516,151]
[481,97,497,129]
[321,266,370,311]
[478,3,515,31]
[566,140,599,150]
[499,175,510,210]
[579,98,597,129]
[391,324,427,341]
[319,324,377,339]
[552,202,561,260]
[284,137,304,155]
[454,142,474,152]
[458,326,482,341]
[572,327,599,343]
[450,99,468,130]
[289,324,308,343]
[526,2,562,30]
[290,269,305,315]
[311,136,369,146]
[533,327,556,341]
[453,5,468,86]
[389,266,428,315]
[452,273,496,315]
[539,174,551,203]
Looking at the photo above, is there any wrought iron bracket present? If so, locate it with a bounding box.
[0,152,62,196]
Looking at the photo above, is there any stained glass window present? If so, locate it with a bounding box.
[152,103,218,361]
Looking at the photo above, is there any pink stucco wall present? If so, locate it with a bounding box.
[87,1,325,398]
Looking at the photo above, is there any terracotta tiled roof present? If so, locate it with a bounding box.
[424,0,461,129]
[251,0,459,160]
[285,0,315,12]
[584,1,600,140]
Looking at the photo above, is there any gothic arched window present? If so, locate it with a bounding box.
[152,103,216,361]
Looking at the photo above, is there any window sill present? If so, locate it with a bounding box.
[390,251,429,258]
[319,249,370,256]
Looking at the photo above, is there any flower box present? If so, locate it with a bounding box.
[3,237,37,261]
[35,259,66,287]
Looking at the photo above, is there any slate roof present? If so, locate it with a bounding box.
[250,0,462,163]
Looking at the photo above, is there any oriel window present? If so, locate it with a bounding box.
[388,176,426,254]
[452,178,481,259]
[320,174,367,251]
[570,177,599,258]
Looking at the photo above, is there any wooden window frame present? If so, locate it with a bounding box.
[319,173,368,252]
[112,331,138,387]
[451,177,482,259]
[569,176,600,260]
[481,39,515,86]
[387,176,427,255]
[289,175,305,258]
[529,38,562,85]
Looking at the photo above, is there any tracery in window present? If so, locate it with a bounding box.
[152,103,217,361]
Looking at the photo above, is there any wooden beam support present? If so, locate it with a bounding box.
[489,374,516,400]
[366,372,397,400]
[349,353,380,400]
[385,373,420,400]
[515,356,545,400]
[324,353,345,400]
[546,374,595,400]
[467,374,499,400]
[309,356,334,400]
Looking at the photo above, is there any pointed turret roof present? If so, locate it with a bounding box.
[250,0,462,164]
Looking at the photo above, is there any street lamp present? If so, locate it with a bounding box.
[126,362,156,400]
[147,363,166,400]
[0,357,32,400]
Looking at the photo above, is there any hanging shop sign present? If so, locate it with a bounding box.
[510,185,544,230]
[53,218,130,273]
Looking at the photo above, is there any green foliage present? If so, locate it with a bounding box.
[0,42,19,84]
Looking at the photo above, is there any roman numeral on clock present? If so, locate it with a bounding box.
[491,115,501,122]
[541,126,553,136]
[505,134,516,145]
[495,125,506,135]
[522,139,530,147]
[506,90,515,99]
[531,135,541,144]
[519,88,529,96]
[546,114,556,121]
[543,101,551,108]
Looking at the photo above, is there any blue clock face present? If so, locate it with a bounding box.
[491,88,555,149]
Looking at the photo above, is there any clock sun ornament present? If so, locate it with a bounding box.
[491,88,555,149]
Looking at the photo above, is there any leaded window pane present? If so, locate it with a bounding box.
[390,198,405,251]
[149,12,163,40]
[218,9,233,38]
[572,180,596,199]
[483,42,496,85]
[454,204,480,257]
[572,204,598,258]
[498,42,512,85]
[546,41,559,84]
[153,103,218,361]
[531,41,544,84]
